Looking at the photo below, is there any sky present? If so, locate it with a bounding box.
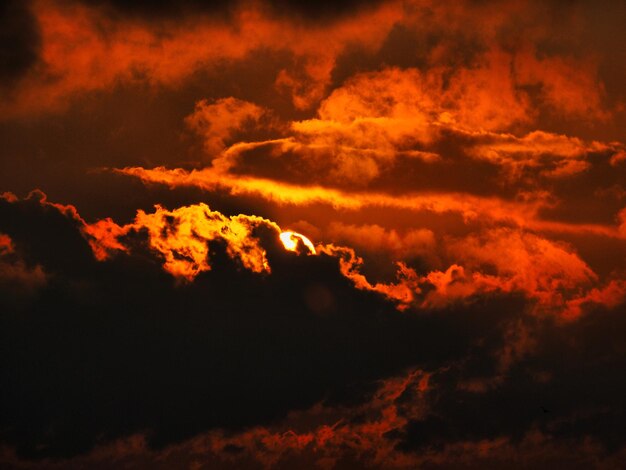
[1,0,626,468]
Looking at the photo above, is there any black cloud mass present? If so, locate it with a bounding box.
[1,193,626,468]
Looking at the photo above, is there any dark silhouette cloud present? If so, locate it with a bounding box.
[0,193,525,460]
[397,305,626,456]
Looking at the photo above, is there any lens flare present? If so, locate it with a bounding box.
[279,231,316,255]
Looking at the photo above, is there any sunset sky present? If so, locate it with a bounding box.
[2,0,626,468]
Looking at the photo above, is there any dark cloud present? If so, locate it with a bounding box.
[0,167,624,465]
[73,0,384,22]
[398,304,626,456]
[0,193,523,460]
[0,0,39,91]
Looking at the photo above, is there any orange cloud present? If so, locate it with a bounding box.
[610,149,626,166]
[173,58,622,196]
[115,166,548,224]
[63,191,626,318]
[317,243,418,308]
[135,204,277,279]
[87,203,279,280]
[312,226,623,319]
[441,229,597,312]
[441,49,533,131]
[514,48,610,121]
[1,190,284,281]
[4,0,404,116]
[116,165,626,241]
[82,218,129,261]
[3,2,626,466]
[326,222,436,261]
[415,227,626,319]
[281,63,525,186]
[463,130,623,180]
[185,98,269,158]
[564,279,626,319]
[294,64,621,184]
[5,0,614,126]
[307,47,610,141]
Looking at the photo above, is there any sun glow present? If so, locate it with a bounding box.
[279,231,316,255]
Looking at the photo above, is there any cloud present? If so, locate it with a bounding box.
[82,195,611,319]
[5,297,626,469]
[1,0,403,116]
[116,164,626,242]
[611,149,626,166]
[184,97,269,158]
[300,224,623,318]
[114,57,623,237]
[216,66,622,187]
[115,165,546,222]
[462,130,621,181]
[88,202,278,280]
[513,47,610,121]
[104,47,626,321]
[1,191,533,460]
[326,222,436,261]
[3,0,619,122]
[440,228,601,317]
[193,66,619,187]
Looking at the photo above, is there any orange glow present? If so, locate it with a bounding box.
[279,231,316,255]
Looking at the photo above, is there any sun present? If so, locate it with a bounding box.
[279,231,316,255]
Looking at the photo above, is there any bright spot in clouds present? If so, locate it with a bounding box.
[280,231,316,254]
